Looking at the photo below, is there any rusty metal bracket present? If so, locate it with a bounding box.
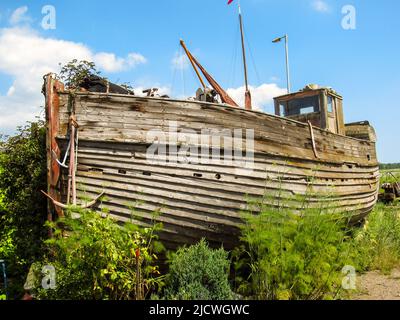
[69,115,79,129]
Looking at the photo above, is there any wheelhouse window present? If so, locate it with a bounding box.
[327,96,334,113]
[286,95,320,116]
[279,103,286,116]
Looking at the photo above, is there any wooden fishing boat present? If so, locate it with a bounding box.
[43,73,379,249]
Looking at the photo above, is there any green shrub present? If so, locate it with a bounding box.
[0,121,47,299]
[32,208,165,300]
[0,188,14,262]
[58,59,100,89]
[235,202,354,300]
[163,239,233,300]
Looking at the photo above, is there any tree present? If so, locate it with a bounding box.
[58,59,100,89]
[0,120,47,298]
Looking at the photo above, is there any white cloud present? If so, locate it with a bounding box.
[94,52,147,73]
[311,0,330,13]
[0,26,147,133]
[269,76,280,82]
[127,53,147,67]
[171,52,189,70]
[9,6,32,25]
[227,83,287,112]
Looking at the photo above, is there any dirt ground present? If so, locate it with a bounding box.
[351,268,400,300]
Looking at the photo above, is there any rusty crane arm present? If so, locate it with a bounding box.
[180,40,239,108]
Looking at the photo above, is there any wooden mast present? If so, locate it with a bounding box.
[239,5,252,110]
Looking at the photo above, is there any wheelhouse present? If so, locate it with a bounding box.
[274,84,345,135]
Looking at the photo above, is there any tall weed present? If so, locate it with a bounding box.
[234,188,354,300]
[352,203,400,274]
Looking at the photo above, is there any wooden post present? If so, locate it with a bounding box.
[135,248,142,300]
[44,74,65,236]
[70,123,76,205]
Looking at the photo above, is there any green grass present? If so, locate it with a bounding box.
[352,202,400,274]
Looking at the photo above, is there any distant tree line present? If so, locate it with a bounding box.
[380,163,400,170]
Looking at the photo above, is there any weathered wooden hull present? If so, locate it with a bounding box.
[45,79,379,249]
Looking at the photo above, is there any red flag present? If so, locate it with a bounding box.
[228,0,234,4]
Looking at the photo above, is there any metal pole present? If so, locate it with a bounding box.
[239,6,249,92]
[239,5,252,110]
[284,34,291,94]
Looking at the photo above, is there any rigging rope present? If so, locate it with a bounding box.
[170,49,178,98]
[172,44,199,98]
[180,45,186,97]
[243,22,262,86]
[228,20,240,88]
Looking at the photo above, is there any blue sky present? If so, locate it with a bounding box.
[0,0,399,162]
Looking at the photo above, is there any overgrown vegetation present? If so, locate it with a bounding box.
[352,203,400,274]
[233,200,354,300]
[57,59,100,89]
[163,239,233,300]
[231,193,400,300]
[31,207,164,300]
[0,121,47,299]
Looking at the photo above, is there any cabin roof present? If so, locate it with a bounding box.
[274,84,343,101]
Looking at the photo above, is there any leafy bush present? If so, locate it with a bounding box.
[0,172,14,262]
[235,200,354,300]
[58,59,100,89]
[0,223,15,260]
[163,239,233,300]
[0,121,47,299]
[32,207,164,300]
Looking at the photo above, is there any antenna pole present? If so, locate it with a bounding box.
[238,5,252,110]
[284,34,291,94]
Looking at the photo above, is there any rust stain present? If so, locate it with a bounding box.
[45,75,64,218]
